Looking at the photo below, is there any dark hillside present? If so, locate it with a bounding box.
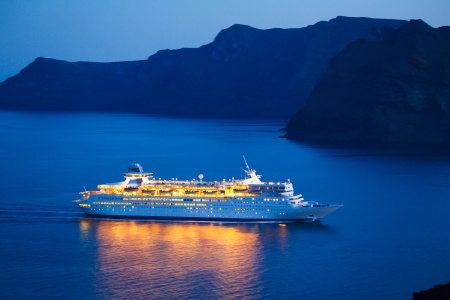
[0,17,406,117]
[286,20,450,144]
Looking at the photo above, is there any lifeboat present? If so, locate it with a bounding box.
[185,190,199,195]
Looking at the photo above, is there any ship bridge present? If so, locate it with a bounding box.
[124,163,153,179]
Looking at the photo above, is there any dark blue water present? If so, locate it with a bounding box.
[1,111,449,299]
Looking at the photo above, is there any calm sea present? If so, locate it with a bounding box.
[0,111,449,299]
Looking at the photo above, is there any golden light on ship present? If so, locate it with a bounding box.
[77,161,341,223]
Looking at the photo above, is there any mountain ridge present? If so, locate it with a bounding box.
[0,16,407,117]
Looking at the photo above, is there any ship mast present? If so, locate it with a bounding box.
[243,155,251,172]
[242,156,262,184]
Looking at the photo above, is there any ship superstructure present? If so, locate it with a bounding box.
[75,159,341,222]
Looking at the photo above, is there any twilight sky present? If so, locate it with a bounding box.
[1,0,449,82]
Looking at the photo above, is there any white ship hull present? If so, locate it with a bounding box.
[79,195,341,222]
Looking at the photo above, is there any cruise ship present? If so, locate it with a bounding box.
[74,159,342,222]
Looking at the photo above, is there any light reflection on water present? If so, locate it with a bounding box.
[80,220,291,299]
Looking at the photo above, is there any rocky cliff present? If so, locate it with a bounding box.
[413,282,450,299]
[285,20,450,144]
[0,17,406,117]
